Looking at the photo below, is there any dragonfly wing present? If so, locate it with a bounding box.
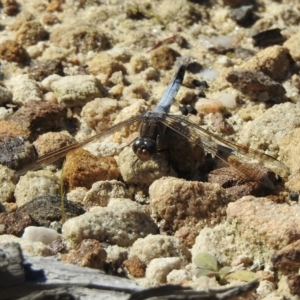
[156,114,289,187]
[177,116,290,179]
[16,115,142,176]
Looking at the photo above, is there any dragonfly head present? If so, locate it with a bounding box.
[132,138,157,161]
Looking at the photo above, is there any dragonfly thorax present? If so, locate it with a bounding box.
[132,138,157,161]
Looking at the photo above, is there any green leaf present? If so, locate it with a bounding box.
[218,266,231,279]
[196,269,220,278]
[193,252,218,272]
[225,270,259,282]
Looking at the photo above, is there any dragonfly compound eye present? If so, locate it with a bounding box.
[132,138,157,161]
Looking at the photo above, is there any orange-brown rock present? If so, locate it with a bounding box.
[15,20,49,46]
[149,45,180,70]
[0,211,34,237]
[271,240,300,271]
[0,120,30,140]
[46,0,62,12]
[123,256,146,278]
[287,274,300,296]
[0,40,28,63]
[61,239,107,270]
[63,149,120,189]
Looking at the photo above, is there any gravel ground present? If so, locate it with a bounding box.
[1,0,300,298]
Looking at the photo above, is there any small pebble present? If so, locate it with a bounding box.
[61,239,107,270]
[17,194,85,226]
[146,257,181,283]
[11,76,43,105]
[62,198,158,248]
[0,136,35,171]
[201,35,239,53]
[0,211,33,237]
[149,45,180,70]
[51,75,104,107]
[22,226,58,245]
[252,28,285,48]
[9,101,68,138]
[15,20,49,47]
[64,149,120,189]
[50,22,109,53]
[200,69,219,81]
[0,40,28,63]
[226,70,286,102]
[229,5,254,26]
[28,59,64,81]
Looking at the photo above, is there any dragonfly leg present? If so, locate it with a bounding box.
[157,148,171,172]
[131,157,140,183]
[120,137,138,151]
[156,133,171,172]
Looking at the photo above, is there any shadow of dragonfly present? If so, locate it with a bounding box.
[16,61,289,189]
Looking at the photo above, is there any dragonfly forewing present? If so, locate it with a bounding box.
[154,113,289,188]
[16,115,142,176]
[178,116,290,179]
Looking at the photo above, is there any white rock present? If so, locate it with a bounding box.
[10,75,43,105]
[238,102,300,159]
[129,234,191,265]
[83,180,130,207]
[66,187,88,205]
[202,35,239,51]
[145,257,181,283]
[167,269,191,284]
[256,280,276,298]
[62,198,158,248]
[0,234,52,256]
[118,146,176,184]
[0,107,13,120]
[26,41,47,59]
[192,223,238,267]
[51,75,103,107]
[83,141,121,158]
[122,82,149,101]
[41,46,71,61]
[192,196,300,269]
[217,91,237,109]
[81,97,120,132]
[141,67,160,81]
[217,55,233,67]
[22,226,58,245]
[106,245,128,271]
[200,69,219,81]
[42,91,57,103]
[41,74,62,92]
[107,46,131,62]
[188,276,221,290]
[0,165,15,203]
[14,170,59,207]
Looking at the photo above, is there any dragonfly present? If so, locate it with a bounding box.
[16,61,290,189]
